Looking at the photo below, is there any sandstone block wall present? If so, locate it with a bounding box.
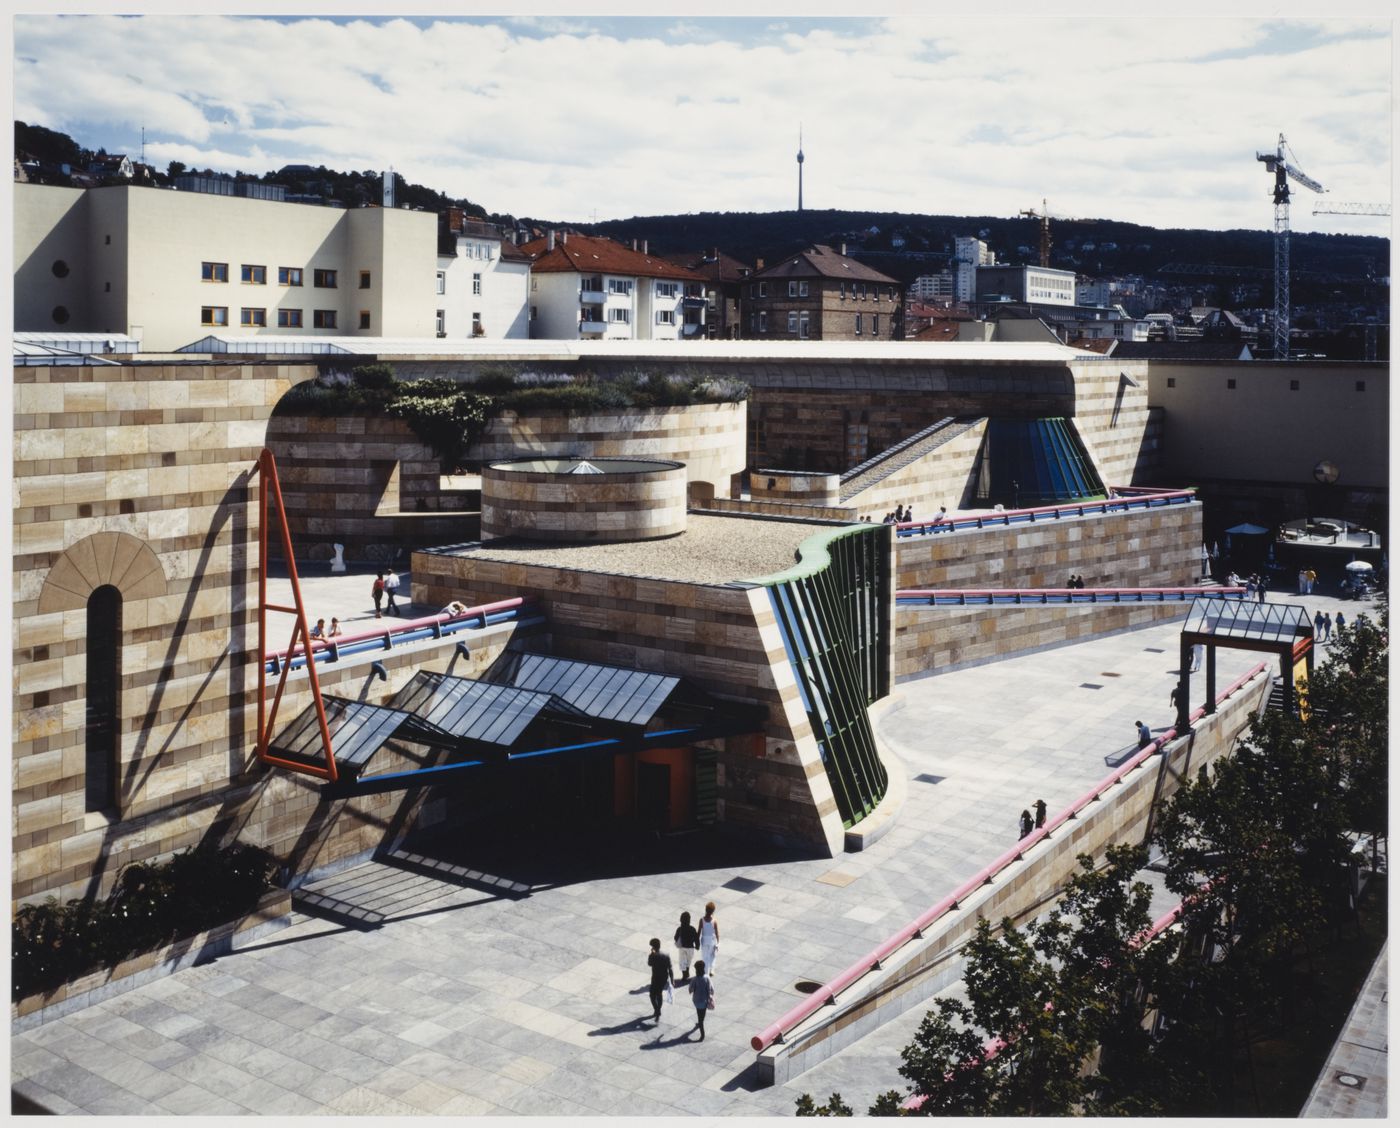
[264,410,478,563]
[481,459,688,543]
[895,502,1203,592]
[410,548,849,855]
[842,420,989,518]
[1067,359,1164,487]
[750,470,841,505]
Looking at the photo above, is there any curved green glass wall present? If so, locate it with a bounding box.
[972,417,1106,508]
[750,523,890,828]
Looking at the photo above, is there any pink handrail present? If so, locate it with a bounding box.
[748,659,1269,1053]
[897,586,1245,599]
[269,597,528,662]
[894,488,1196,534]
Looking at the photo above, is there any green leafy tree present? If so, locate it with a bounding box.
[794,1092,854,1117]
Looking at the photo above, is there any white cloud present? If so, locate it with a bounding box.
[11,14,1392,234]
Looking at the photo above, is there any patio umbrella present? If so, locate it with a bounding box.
[1345,560,1374,573]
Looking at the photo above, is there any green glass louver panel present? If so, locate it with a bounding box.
[974,417,1106,508]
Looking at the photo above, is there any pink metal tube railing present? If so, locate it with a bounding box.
[896,586,1245,601]
[748,659,1270,1053]
[268,597,527,663]
[893,488,1197,537]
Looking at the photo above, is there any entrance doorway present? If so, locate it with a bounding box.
[637,761,671,831]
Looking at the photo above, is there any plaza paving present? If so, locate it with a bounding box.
[10,581,1375,1116]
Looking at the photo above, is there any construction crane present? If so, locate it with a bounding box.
[1257,133,1324,359]
[1312,202,1390,216]
[1018,200,1094,268]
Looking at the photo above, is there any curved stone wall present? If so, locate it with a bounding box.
[481,457,688,543]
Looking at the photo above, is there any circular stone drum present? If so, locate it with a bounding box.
[480,457,688,543]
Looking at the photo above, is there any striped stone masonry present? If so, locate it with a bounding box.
[481,458,688,543]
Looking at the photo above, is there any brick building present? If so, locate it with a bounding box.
[741,244,902,341]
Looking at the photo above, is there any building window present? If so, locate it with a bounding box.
[278,308,303,328]
[359,270,371,289]
[608,278,633,295]
[436,309,445,334]
[240,264,266,284]
[799,280,810,297]
[656,310,675,325]
[85,584,122,814]
[872,314,879,337]
[758,311,768,333]
[472,312,483,335]
[758,282,768,297]
[531,278,538,292]
[788,281,798,298]
[1356,380,1366,391]
[278,267,303,287]
[313,309,337,329]
[608,308,630,323]
[799,311,810,339]
[1226,378,1236,389]
[855,313,863,336]
[358,310,371,329]
[840,282,846,299]
[313,269,337,288]
[656,281,678,298]
[472,272,482,295]
[787,311,799,334]
[582,275,603,293]
[1289,379,1300,391]
[240,307,267,327]
[1166,377,1176,388]
[201,261,228,282]
[201,306,229,326]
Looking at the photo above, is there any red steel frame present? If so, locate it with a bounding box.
[254,448,339,782]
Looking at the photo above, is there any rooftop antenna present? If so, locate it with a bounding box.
[140,125,145,163]
[796,125,805,212]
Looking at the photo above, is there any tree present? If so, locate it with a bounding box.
[166,160,186,181]
[794,1092,854,1117]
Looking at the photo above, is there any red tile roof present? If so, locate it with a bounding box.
[519,233,704,282]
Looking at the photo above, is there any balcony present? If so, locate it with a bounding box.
[579,319,606,336]
[580,287,605,304]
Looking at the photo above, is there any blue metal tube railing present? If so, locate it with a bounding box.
[893,488,1196,539]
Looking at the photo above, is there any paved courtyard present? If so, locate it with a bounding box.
[11,585,1373,1116]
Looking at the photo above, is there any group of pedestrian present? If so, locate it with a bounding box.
[1018,798,1048,839]
[1065,574,1087,589]
[371,568,402,618]
[308,617,344,642]
[1296,567,1318,595]
[1243,574,1268,603]
[644,902,720,1039]
[1312,610,1344,642]
[882,504,915,524]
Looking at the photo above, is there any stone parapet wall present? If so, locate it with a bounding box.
[895,502,1203,592]
[843,420,989,518]
[702,498,859,522]
[410,548,848,855]
[1067,360,1163,487]
[481,459,688,543]
[895,602,1188,679]
[471,401,747,499]
[750,469,841,505]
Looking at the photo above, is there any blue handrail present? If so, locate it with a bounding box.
[896,586,1246,607]
[893,489,1196,539]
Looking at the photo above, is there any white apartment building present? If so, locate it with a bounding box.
[953,235,995,303]
[435,213,530,340]
[976,265,1077,307]
[14,182,439,351]
[908,272,954,301]
[519,232,705,341]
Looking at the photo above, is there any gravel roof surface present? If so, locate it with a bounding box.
[456,512,840,585]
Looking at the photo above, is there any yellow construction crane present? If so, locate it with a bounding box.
[1018,199,1094,267]
[1257,133,1324,359]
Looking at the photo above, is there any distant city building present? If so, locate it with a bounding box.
[14,181,439,349]
[953,236,996,303]
[908,272,955,301]
[976,264,1077,307]
[662,249,753,339]
[436,209,531,340]
[518,231,706,341]
[175,173,287,202]
[742,244,902,341]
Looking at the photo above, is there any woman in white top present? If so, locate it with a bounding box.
[698,900,719,976]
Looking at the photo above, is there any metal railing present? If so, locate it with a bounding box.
[265,597,536,676]
[893,488,1196,539]
[748,658,1269,1054]
[896,586,1245,607]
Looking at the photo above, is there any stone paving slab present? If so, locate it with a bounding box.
[12,591,1374,1115]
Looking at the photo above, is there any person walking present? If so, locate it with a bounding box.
[1136,720,1153,749]
[688,960,713,1041]
[1336,611,1347,634]
[1322,612,1333,642]
[384,568,401,615]
[1297,569,1307,595]
[1313,610,1325,639]
[698,901,720,977]
[1033,798,1047,828]
[646,938,675,1023]
[1019,809,1034,839]
[372,571,385,618]
[674,911,699,982]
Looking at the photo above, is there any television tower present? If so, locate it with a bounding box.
[796,127,804,212]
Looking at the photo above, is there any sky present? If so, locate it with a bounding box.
[9,5,1395,236]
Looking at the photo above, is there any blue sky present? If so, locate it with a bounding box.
[11,10,1393,235]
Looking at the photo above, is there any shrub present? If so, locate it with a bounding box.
[12,842,281,1001]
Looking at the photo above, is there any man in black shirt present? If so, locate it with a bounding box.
[646,938,675,1023]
